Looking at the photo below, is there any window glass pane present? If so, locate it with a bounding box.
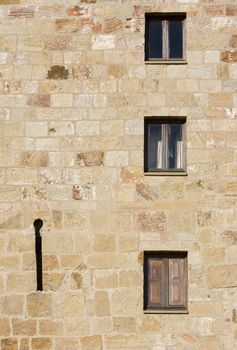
[167,124,183,169]
[147,124,162,170]
[148,18,163,59]
[168,20,183,59]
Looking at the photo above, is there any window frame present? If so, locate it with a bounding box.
[143,251,188,314]
[144,117,187,175]
[145,12,187,63]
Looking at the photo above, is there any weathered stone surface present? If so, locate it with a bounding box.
[9,6,34,18]
[27,94,50,107]
[47,65,69,80]
[76,151,104,166]
[137,211,166,232]
[221,51,237,63]
[20,151,48,167]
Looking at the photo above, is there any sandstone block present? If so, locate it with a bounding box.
[221,51,237,63]
[94,234,116,252]
[80,335,102,349]
[12,318,36,336]
[137,211,166,232]
[95,291,110,316]
[111,288,141,316]
[53,292,84,317]
[43,272,64,291]
[27,293,52,317]
[54,338,79,350]
[119,270,141,287]
[95,272,118,289]
[76,151,104,166]
[20,151,48,167]
[39,320,63,336]
[113,317,136,333]
[1,339,18,350]
[207,265,237,288]
[1,295,24,315]
[0,318,11,336]
[31,338,52,350]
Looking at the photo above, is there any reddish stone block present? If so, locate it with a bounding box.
[221,51,237,63]
[9,6,34,18]
[204,5,225,16]
[226,5,237,16]
[27,94,50,107]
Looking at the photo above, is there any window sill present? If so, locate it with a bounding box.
[144,309,188,314]
[145,60,187,65]
[144,171,188,176]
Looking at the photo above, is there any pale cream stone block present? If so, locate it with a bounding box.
[13,65,32,80]
[1,295,24,316]
[51,94,73,107]
[7,272,35,293]
[105,151,129,167]
[100,79,117,93]
[191,317,215,336]
[74,94,93,108]
[113,317,136,333]
[49,152,74,167]
[111,288,141,316]
[147,93,166,107]
[93,93,106,107]
[95,271,118,289]
[101,120,123,136]
[39,319,63,336]
[95,291,110,316]
[6,168,38,185]
[48,121,74,136]
[25,121,48,137]
[53,292,85,317]
[64,318,91,336]
[94,234,116,253]
[91,35,115,49]
[204,51,220,63]
[43,233,73,255]
[87,254,128,269]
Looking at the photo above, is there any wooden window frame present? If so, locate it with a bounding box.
[144,117,187,174]
[145,13,187,63]
[144,251,188,313]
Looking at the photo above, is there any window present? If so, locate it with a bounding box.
[144,251,188,313]
[144,117,186,173]
[145,13,186,62]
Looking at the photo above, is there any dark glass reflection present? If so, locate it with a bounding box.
[148,124,162,170]
[148,18,163,59]
[167,124,183,169]
[168,20,183,59]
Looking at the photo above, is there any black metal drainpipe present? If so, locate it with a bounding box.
[33,219,43,291]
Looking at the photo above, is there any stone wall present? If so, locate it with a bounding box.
[0,0,237,349]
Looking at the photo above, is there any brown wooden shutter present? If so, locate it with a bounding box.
[168,257,187,307]
[147,258,165,308]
